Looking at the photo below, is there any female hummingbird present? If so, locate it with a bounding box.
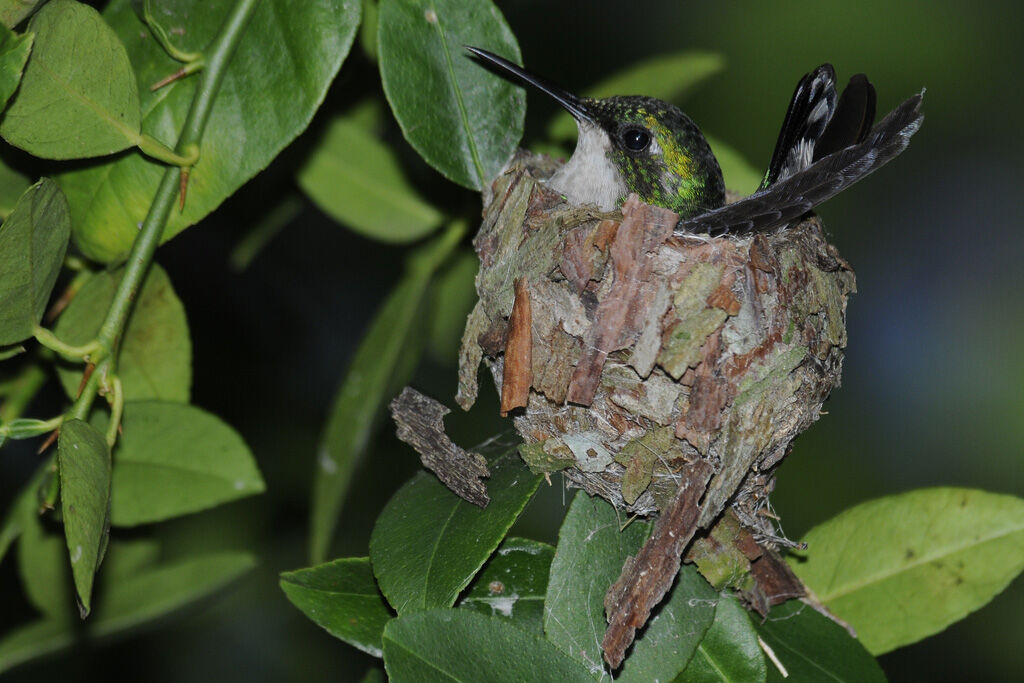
[466,47,923,236]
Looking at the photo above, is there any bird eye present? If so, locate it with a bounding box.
[621,127,651,152]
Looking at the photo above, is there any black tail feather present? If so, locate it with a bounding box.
[677,91,923,237]
[761,65,837,189]
[814,74,876,159]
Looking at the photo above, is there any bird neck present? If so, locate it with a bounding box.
[546,123,628,211]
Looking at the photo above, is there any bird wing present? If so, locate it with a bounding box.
[676,91,923,237]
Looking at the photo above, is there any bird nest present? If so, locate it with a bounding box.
[458,150,855,539]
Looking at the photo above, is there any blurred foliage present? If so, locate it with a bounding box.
[1,0,1022,681]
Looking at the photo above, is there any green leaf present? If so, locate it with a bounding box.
[2,418,54,439]
[310,220,465,563]
[618,564,718,682]
[547,52,724,141]
[458,537,552,634]
[281,557,392,657]
[0,1,45,29]
[92,550,256,635]
[99,537,160,580]
[544,491,649,675]
[0,462,44,565]
[706,133,762,196]
[298,101,444,243]
[370,448,542,614]
[0,619,70,675]
[677,594,765,683]
[382,608,592,682]
[17,495,70,619]
[0,155,31,219]
[108,401,264,526]
[54,263,191,402]
[0,0,142,159]
[378,0,524,190]
[0,550,256,674]
[59,0,361,264]
[755,600,885,682]
[426,249,478,365]
[788,487,1024,655]
[0,20,32,110]
[57,418,111,616]
[0,178,70,345]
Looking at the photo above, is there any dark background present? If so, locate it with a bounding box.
[2,0,1021,680]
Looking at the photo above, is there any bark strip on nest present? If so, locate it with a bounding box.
[390,387,490,507]
[458,150,856,666]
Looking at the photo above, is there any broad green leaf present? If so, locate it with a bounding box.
[0,619,69,676]
[378,0,524,190]
[92,550,255,636]
[59,0,361,264]
[788,487,1024,655]
[0,179,70,345]
[298,101,443,243]
[0,463,42,564]
[382,609,592,682]
[544,491,649,676]
[618,564,718,682]
[0,550,255,674]
[458,537,552,634]
[0,1,45,29]
[677,594,765,683]
[0,21,32,110]
[57,418,111,616]
[426,249,478,365]
[706,133,762,196]
[16,535,159,622]
[548,51,724,141]
[0,0,142,159]
[369,447,542,614]
[54,263,191,402]
[755,600,885,682]
[99,537,160,581]
[310,220,465,563]
[17,496,70,618]
[109,401,265,526]
[0,156,31,219]
[281,557,392,657]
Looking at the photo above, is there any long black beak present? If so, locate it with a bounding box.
[465,46,593,123]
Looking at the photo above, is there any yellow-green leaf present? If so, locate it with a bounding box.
[789,487,1024,654]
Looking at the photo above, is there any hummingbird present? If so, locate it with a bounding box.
[466,46,923,236]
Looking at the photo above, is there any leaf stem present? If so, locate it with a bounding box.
[136,135,200,167]
[104,376,124,448]
[33,325,101,360]
[140,1,203,64]
[94,0,258,356]
[69,359,104,423]
[68,0,259,424]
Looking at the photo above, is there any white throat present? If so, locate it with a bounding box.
[547,123,627,211]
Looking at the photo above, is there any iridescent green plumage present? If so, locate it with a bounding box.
[585,96,725,218]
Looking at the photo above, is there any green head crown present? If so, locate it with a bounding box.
[467,47,725,218]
